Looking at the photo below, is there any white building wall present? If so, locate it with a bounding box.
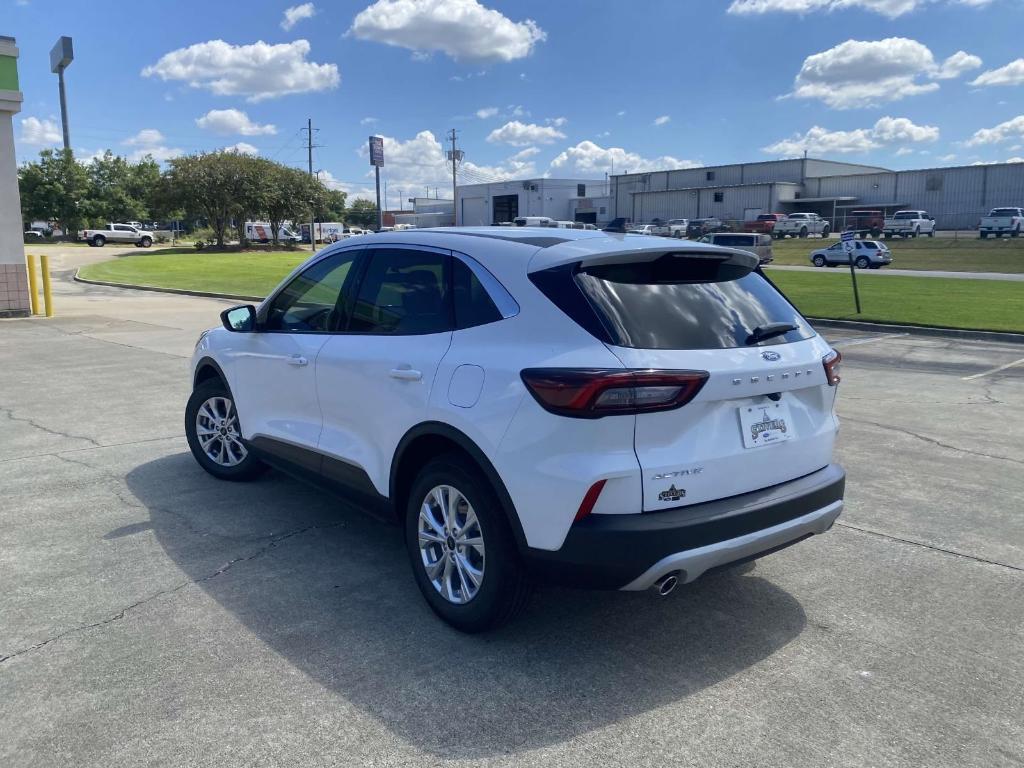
[456,179,603,225]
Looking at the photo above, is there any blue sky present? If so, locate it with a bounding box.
[8,0,1024,205]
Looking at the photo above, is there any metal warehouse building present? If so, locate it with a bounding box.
[456,178,610,226]
[611,158,1024,230]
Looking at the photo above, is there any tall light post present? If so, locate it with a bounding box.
[49,36,73,151]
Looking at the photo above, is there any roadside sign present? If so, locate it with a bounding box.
[841,229,855,253]
[840,230,861,313]
[368,135,384,167]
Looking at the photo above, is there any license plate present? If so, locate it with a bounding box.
[739,401,794,449]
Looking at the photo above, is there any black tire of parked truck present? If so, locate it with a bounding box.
[821,226,831,238]
[139,237,153,248]
[92,235,105,247]
[799,227,808,238]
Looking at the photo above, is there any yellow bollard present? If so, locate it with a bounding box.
[25,254,40,315]
[40,254,54,317]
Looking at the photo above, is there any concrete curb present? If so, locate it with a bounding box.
[74,271,263,303]
[808,317,1024,345]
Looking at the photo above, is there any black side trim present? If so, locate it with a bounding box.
[524,464,845,589]
[249,436,392,521]
[391,422,528,550]
[193,357,229,388]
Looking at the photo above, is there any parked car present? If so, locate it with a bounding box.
[773,213,831,239]
[810,239,892,269]
[666,218,689,238]
[78,223,154,248]
[24,229,44,239]
[744,213,786,235]
[844,210,884,239]
[628,223,671,236]
[978,207,1024,238]
[698,232,774,264]
[186,228,846,631]
[686,217,729,238]
[883,210,935,238]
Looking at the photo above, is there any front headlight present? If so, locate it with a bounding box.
[194,329,211,350]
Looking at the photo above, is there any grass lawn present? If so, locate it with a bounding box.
[770,270,1024,333]
[81,250,1024,333]
[770,235,1024,273]
[78,251,309,297]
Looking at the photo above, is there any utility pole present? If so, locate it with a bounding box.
[447,129,463,226]
[303,117,319,252]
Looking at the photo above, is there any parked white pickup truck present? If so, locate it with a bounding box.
[628,222,672,237]
[773,212,831,239]
[79,223,154,248]
[883,210,935,238]
[979,207,1024,238]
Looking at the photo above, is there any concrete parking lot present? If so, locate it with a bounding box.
[1,266,1022,767]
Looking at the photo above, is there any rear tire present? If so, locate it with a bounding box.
[92,235,106,247]
[185,378,266,481]
[980,231,988,239]
[927,230,934,238]
[405,454,530,633]
[855,256,870,269]
[1013,227,1020,238]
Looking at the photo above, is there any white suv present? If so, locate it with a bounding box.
[186,228,845,632]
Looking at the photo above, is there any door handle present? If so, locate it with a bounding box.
[288,355,308,367]
[389,366,422,381]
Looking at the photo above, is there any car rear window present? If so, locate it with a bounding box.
[530,257,814,350]
[991,208,1020,217]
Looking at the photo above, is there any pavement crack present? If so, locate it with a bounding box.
[0,406,103,448]
[842,416,1024,467]
[0,520,345,665]
[836,522,1024,574]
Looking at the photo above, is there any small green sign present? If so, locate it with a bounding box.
[0,55,19,91]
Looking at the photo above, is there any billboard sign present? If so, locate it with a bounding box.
[368,135,384,167]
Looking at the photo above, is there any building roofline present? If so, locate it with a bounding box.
[610,157,892,179]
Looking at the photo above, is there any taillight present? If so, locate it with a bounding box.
[823,349,841,386]
[520,368,709,418]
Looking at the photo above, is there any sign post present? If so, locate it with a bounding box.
[841,230,862,314]
[49,36,73,151]
[368,135,384,232]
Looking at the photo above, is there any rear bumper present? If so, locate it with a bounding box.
[523,464,845,590]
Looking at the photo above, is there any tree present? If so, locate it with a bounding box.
[18,149,89,236]
[347,199,378,229]
[322,188,347,221]
[163,151,258,248]
[83,151,155,225]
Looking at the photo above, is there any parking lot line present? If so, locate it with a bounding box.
[831,332,909,348]
[962,356,1024,380]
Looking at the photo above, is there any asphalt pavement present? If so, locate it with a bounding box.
[1,269,1022,767]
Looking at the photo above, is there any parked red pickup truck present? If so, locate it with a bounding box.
[745,213,786,234]
[844,210,884,239]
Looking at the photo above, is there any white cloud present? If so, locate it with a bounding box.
[728,0,992,18]
[550,140,700,175]
[196,108,277,136]
[787,38,978,109]
[486,120,566,146]
[360,116,379,125]
[19,117,61,146]
[476,107,499,119]
[223,142,259,155]
[358,130,452,192]
[653,115,671,126]
[966,115,1024,146]
[938,153,957,162]
[762,116,938,155]
[281,2,316,30]
[895,147,914,156]
[616,110,626,117]
[350,0,545,62]
[547,116,567,127]
[971,58,1024,87]
[122,129,183,163]
[142,39,340,102]
[936,50,982,79]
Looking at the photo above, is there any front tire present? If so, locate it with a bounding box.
[139,236,153,248]
[185,378,266,481]
[405,454,530,633]
[799,227,808,238]
[821,226,830,238]
[812,255,826,267]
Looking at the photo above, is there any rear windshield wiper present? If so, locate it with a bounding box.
[746,322,796,345]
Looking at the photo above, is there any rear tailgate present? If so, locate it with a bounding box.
[611,340,837,511]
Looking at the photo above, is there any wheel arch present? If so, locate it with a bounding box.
[390,421,528,550]
[193,356,229,390]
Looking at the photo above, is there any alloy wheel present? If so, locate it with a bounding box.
[417,484,486,604]
[195,396,247,467]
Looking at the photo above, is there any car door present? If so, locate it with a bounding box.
[316,245,454,498]
[225,246,365,469]
[825,242,844,264]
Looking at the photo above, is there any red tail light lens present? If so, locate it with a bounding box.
[823,349,842,386]
[520,369,709,418]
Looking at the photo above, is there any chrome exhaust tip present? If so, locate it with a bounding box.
[654,572,680,596]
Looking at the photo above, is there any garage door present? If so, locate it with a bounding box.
[461,197,488,226]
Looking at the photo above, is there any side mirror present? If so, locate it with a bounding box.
[220,304,257,332]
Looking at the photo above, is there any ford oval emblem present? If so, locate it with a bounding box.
[761,350,782,362]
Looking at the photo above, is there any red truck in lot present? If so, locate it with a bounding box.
[844,210,884,239]
[744,213,786,234]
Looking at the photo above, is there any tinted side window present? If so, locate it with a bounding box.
[349,248,451,335]
[265,250,359,332]
[453,259,502,330]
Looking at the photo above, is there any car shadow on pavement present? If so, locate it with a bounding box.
[126,453,807,759]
